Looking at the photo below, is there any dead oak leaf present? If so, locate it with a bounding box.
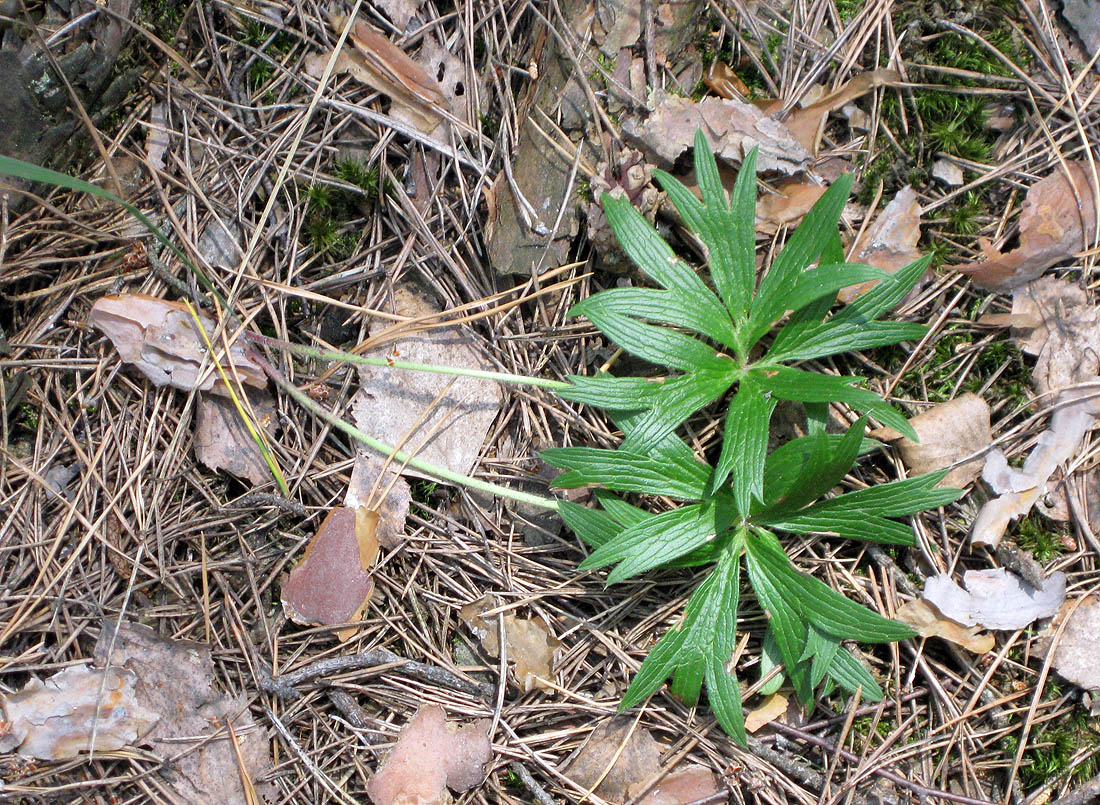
[460,595,559,692]
[959,162,1099,290]
[838,185,923,304]
[367,705,492,805]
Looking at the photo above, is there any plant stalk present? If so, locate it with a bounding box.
[244,332,570,391]
[247,348,561,512]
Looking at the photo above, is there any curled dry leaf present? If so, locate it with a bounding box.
[778,70,901,154]
[460,595,559,692]
[366,705,492,805]
[0,664,159,759]
[973,277,1100,546]
[973,389,1095,548]
[870,393,991,488]
[838,185,923,304]
[281,506,380,639]
[89,294,266,394]
[93,620,275,804]
[351,284,502,481]
[923,568,1066,631]
[194,388,278,486]
[744,693,789,733]
[756,181,827,232]
[564,718,721,804]
[1051,596,1100,690]
[959,162,1099,290]
[896,599,995,653]
[623,90,811,174]
[306,12,448,136]
[345,450,411,549]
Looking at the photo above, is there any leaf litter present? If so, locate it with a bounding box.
[563,717,721,804]
[870,393,991,488]
[351,284,502,480]
[896,599,996,654]
[366,705,492,805]
[194,388,279,486]
[838,185,924,304]
[973,276,1100,548]
[922,568,1066,631]
[960,161,1099,290]
[459,594,559,693]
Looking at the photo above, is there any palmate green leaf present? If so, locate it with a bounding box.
[744,547,814,703]
[580,500,734,584]
[827,646,885,700]
[767,256,931,363]
[711,374,775,512]
[764,510,916,545]
[759,419,868,514]
[791,471,961,518]
[745,174,854,346]
[617,372,735,453]
[621,547,745,743]
[595,490,651,527]
[747,530,915,643]
[557,499,621,548]
[571,287,737,350]
[582,309,736,373]
[751,366,916,440]
[543,446,710,499]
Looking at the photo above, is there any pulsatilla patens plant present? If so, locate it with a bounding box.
[543,132,961,744]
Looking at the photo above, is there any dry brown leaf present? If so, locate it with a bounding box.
[306,13,448,135]
[637,765,722,805]
[744,693,789,733]
[194,388,278,486]
[564,718,720,804]
[923,569,1066,630]
[972,278,1100,546]
[871,393,991,488]
[703,61,750,100]
[0,664,159,759]
[373,0,421,31]
[958,162,1099,290]
[366,705,492,805]
[896,599,995,653]
[345,450,411,549]
[781,70,901,154]
[756,181,826,232]
[1051,596,1100,690]
[460,595,559,692]
[351,284,502,481]
[93,620,275,804]
[838,185,923,304]
[89,294,266,394]
[623,90,811,174]
[281,507,379,638]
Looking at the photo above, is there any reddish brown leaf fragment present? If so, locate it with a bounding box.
[281,507,379,630]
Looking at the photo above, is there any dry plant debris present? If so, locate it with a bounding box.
[366,705,492,805]
[460,595,559,692]
[0,664,158,759]
[345,450,411,549]
[960,162,1099,290]
[624,90,812,174]
[871,393,991,488]
[89,294,265,393]
[281,506,380,637]
[755,181,827,232]
[351,285,502,479]
[1050,596,1100,690]
[896,599,995,653]
[744,693,790,733]
[773,70,901,154]
[974,277,1100,547]
[93,621,275,804]
[838,185,923,303]
[922,568,1066,631]
[194,389,278,485]
[563,718,721,803]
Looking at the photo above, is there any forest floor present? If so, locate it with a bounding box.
[1,0,1099,803]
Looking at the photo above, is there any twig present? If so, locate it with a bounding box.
[1050,770,1100,805]
[510,761,556,805]
[260,648,494,701]
[221,492,307,518]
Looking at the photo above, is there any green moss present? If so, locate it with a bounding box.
[138,0,189,41]
[1012,514,1071,562]
[836,0,864,21]
[1013,711,1100,790]
[301,158,386,262]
